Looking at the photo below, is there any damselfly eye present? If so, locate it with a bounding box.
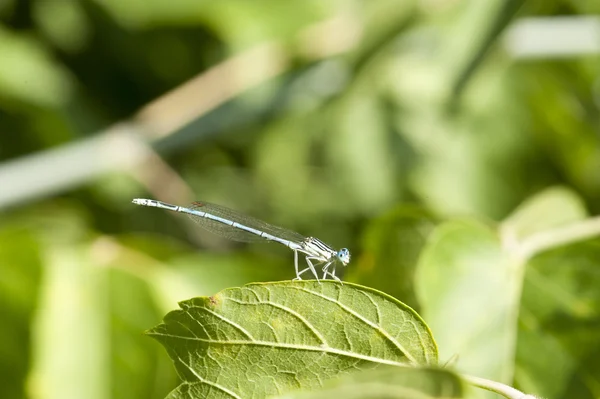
[337,248,351,265]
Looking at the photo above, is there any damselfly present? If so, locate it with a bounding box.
[132,199,350,281]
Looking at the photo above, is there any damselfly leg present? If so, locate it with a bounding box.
[292,252,322,281]
[322,262,341,282]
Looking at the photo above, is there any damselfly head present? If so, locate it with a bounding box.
[337,248,351,265]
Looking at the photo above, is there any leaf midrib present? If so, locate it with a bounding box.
[149,331,412,367]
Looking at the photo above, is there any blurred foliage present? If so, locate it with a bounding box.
[1,0,600,398]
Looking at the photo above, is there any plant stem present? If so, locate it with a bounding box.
[462,374,537,399]
[518,216,600,261]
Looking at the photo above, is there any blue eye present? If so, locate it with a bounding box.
[337,248,350,265]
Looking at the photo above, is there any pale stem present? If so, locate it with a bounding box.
[462,374,539,399]
[517,216,600,261]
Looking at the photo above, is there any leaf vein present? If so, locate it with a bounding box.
[176,355,242,399]
[289,286,417,363]
[361,291,382,325]
[226,298,327,346]
[175,319,200,338]
[184,310,210,338]
[197,306,255,341]
[409,318,430,364]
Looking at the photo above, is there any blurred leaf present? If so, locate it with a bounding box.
[329,87,399,213]
[94,0,337,49]
[516,240,600,399]
[254,115,326,218]
[349,205,435,309]
[389,57,537,218]
[149,281,438,399]
[384,0,548,220]
[501,186,587,242]
[518,62,600,208]
[17,203,177,399]
[415,220,518,384]
[449,0,524,102]
[0,26,73,107]
[0,226,42,399]
[276,367,466,399]
[350,0,416,74]
[197,0,337,49]
[108,267,178,399]
[28,242,110,399]
[33,0,90,52]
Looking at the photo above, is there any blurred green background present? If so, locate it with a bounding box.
[1,0,600,398]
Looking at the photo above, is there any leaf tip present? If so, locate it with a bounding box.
[143,325,160,338]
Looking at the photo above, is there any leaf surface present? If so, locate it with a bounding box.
[275,367,465,399]
[415,220,517,385]
[0,227,42,399]
[148,281,438,399]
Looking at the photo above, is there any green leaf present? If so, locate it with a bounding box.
[30,242,111,399]
[0,226,42,399]
[348,205,436,309]
[148,281,438,399]
[108,267,179,399]
[276,367,465,399]
[415,220,518,385]
[0,26,73,107]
